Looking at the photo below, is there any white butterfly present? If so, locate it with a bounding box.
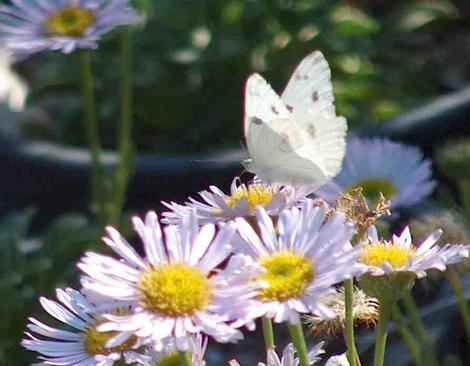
[243,51,347,187]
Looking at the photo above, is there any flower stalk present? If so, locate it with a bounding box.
[446,268,470,347]
[79,50,107,226]
[344,278,357,366]
[392,306,423,366]
[288,322,309,366]
[261,317,275,351]
[401,293,439,366]
[458,179,470,225]
[374,299,392,366]
[112,29,135,226]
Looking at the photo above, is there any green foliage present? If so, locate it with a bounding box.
[20,0,465,153]
[0,211,99,365]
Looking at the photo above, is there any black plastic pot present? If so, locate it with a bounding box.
[0,86,469,226]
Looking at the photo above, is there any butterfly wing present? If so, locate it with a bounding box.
[281,51,346,179]
[243,55,346,186]
[246,117,329,186]
[244,73,290,137]
[281,51,335,117]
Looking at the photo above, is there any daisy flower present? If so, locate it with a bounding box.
[358,226,469,279]
[22,287,149,366]
[145,333,207,366]
[234,199,366,325]
[0,0,140,60]
[162,177,316,224]
[315,137,436,209]
[229,342,325,366]
[79,210,263,351]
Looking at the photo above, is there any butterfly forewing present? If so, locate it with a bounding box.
[281,51,335,118]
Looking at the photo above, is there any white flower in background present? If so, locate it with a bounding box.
[229,342,325,366]
[358,226,470,278]
[0,48,27,111]
[234,199,366,326]
[79,211,262,351]
[315,137,436,209]
[145,333,207,366]
[162,177,316,224]
[22,287,149,366]
[0,0,140,60]
[324,353,350,366]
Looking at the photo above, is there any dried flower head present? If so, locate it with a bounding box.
[334,187,391,237]
[304,286,379,337]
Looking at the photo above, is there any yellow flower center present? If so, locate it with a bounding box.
[360,242,414,269]
[44,5,95,37]
[224,186,275,212]
[138,263,212,317]
[349,178,397,205]
[83,322,136,356]
[258,251,314,301]
[153,352,180,366]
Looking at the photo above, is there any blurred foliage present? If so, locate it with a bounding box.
[17,0,469,154]
[0,210,99,365]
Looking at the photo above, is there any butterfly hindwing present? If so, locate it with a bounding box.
[247,118,328,186]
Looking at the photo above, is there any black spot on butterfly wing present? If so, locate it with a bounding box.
[286,105,294,113]
[271,106,280,115]
[307,125,316,139]
[250,117,264,125]
[311,91,319,102]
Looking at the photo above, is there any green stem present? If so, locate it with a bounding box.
[287,322,309,366]
[178,350,192,366]
[402,292,427,340]
[401,292,439,366]
[261,317,275,351]
[458,178,470,226]
[392,305,424,366]
[79,50,107,226]
[344,278,357,366]
[446,268,470,347]
[112,29,134,226]
[374,299,392,366]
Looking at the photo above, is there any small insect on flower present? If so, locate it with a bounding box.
[162,177,316,224]
[79,210,263,351]
[233,199,366,326]
[22,287,150,366]
[316,137,436,209]
[0,0,141,60]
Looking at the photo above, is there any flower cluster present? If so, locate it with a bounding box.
[22,174,470,365]
[15,34,469,365]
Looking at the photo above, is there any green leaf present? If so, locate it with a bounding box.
[398,0,458,32]
[0,210,34,271]
[331,4,379,35]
